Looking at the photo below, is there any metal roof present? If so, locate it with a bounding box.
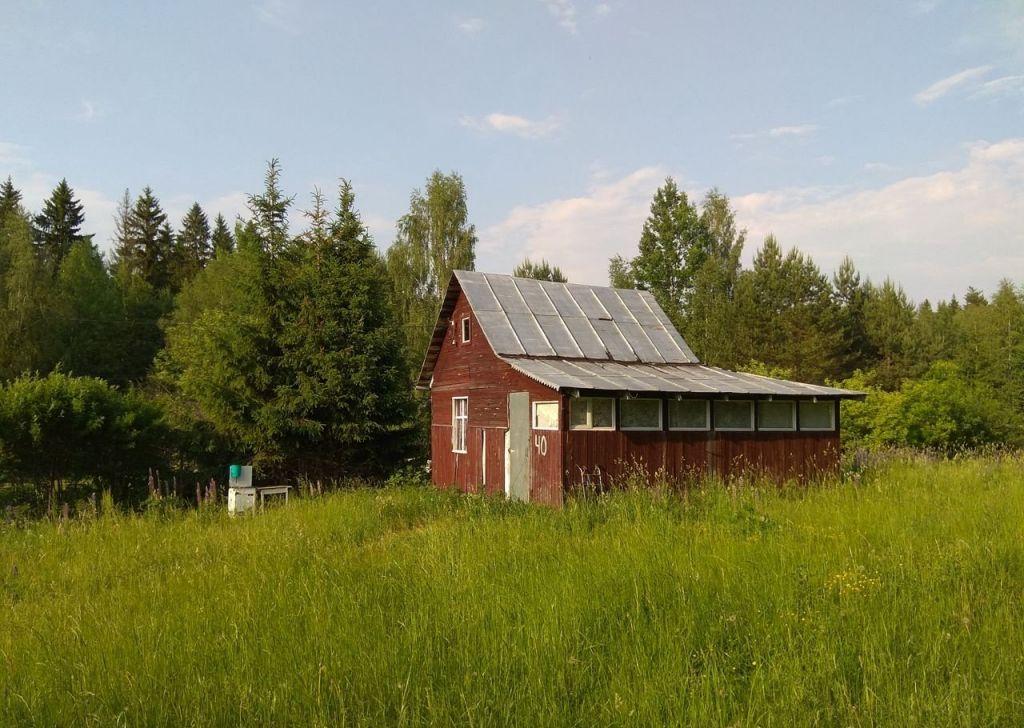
[416,271,864,399]
[503,359,864,399]
[455,270,699,364]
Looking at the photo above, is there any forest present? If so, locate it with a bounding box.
[0,163,1021,511]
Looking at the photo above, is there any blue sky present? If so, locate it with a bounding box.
[2,0,1022,302]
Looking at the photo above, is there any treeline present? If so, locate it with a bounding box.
[0,166,1021,505]
[610,177,1024,450]
[0,164,478,503]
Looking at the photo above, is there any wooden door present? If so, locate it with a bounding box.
[507,392,530,502]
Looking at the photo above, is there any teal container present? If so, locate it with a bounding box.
[229,464,241,479]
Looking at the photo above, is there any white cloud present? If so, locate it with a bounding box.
[255,0,300,34]
[77,99,101,122]
[543,0,577,33]
[913,0,939,14]
[732,124,819,141]
[594,3,612,16]
[733,138,1024,301]
[456,17,485,34]
[479,166,669,283]
[825,95,860,109]
[971,74,1024,98]
[459,112,565,140]
[913,65,993,105]
[863,161,897,172]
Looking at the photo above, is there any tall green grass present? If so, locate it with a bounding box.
[2,457,1024,726]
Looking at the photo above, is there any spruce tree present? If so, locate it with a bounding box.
[0,176,23,221]
[211,213,234,257]
[55,241,122,381]
[170,203,212,288]
[32,179,89,272]
[278,182,413,473]
[119,187,169,288]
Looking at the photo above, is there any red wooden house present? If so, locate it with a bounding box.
[418,271,863,506]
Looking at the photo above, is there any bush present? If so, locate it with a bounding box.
[840,361,1022,453]
[0,371,167,502]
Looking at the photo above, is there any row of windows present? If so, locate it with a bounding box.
[536,397,835,432]
[451,396,836,452]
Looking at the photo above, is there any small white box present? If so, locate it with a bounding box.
[228,487,257,514]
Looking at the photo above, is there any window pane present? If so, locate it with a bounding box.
[669,400,708,429]
[591,398,615,428]
[714,401,753,430]
[533,401,559,430]
[620,399,660,429]
[758,401,795,430]
[570,399,588,428]
[799,401,834,430]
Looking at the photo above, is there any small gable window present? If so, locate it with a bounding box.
[461,316,471,343]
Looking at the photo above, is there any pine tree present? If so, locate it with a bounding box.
[171,203,212,288]
[117,187,170,288]
[863,279,916,390]
[32,179,90,272]
[513,258,568,282]
[211,213,235,257]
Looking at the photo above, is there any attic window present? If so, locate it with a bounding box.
[460,316,471,343]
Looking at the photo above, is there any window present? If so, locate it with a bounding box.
[569,397,615,430]
[460,316,471,343]
[620,398,662,430]
[452,397,468,452]
[713,400,754,431]
[668,399,710,430]
[533,401,559,430]
[799,400,835,431]
[758,400,796,431]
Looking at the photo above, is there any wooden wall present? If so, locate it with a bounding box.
[429,290,562,500]
[564,429,841,490]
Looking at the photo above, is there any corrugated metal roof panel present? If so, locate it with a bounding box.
[474,310,525,355]
[507,312,555,356]
[454,271,701,365]
[505,358,864,399]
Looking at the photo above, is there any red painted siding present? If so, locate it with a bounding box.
[429,290,562,500]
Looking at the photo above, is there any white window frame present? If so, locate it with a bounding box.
[460,316,471,343]
[532,401,560,431]
[798,400,836,431]
[713,400,755,431]
[619,398,663,431]
[668,399,711,431]
[452,396,468,453]
[757,400,797,431]
[569,397,616,431]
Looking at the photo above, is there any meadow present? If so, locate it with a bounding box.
[2,456,1024,726]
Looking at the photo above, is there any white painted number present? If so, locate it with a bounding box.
[533,434,548,457]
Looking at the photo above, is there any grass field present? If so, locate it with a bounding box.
[2,456,1024,726]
